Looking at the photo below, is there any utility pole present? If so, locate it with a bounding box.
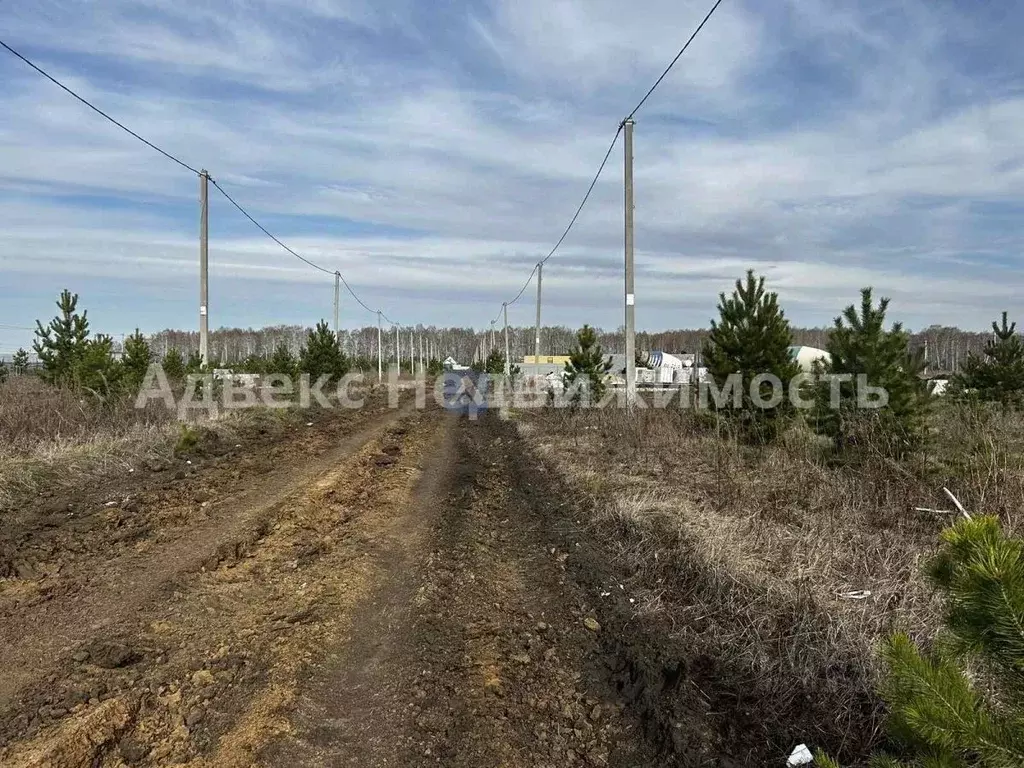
[199,169,210,367]
[377,311,382,382]
[396,325,400,373]
[333,272,340,342]
[534,262,543,381]
[623,119,636,408]
[503,302,510,376]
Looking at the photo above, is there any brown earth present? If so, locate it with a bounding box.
[0,402,763,767]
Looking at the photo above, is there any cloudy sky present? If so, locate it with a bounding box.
[2,0,1024,352]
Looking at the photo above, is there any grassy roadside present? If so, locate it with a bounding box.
[511,400,1024,763]
[0,376,394,513]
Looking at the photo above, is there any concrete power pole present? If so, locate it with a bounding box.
[534,262,543,381]
[623,119,636,408]
[333,272,340,342]
[199,170,210,367]
[503,302,510,376]
[377,311,382,382]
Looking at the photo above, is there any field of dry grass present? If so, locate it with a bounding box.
[0,376,177,511]
[0,376,388,513]
[514,398,1024,763]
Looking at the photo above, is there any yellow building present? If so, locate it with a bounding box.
[522,355,571,366]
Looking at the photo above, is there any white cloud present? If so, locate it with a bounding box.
[2,0,1024,333]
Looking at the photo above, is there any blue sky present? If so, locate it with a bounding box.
[3,0,1024,353]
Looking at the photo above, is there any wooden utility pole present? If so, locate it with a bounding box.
[333,272,340,342]
[623,119,636,408]
[503,302,510,376]
[199,170,210,367]
[534,262,543,380]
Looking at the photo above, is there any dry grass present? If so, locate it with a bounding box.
[517,399,1024,763]
[0,377,177,510]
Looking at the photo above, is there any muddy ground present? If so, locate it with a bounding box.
[0,403,807,766]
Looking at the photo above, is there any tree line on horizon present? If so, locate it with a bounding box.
[138,321,989,375]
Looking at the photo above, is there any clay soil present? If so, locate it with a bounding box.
[0,403,765,767]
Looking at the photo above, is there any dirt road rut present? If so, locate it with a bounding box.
[2,410,662,767]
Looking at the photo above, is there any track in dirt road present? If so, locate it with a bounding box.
[2,407,669,767]
[263,413,659,768]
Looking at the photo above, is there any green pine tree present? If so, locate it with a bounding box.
[485,348,506,375]
[822,514,1024,768]
[185,350,204,374]
[12,348,30,376]
[427,358,444,376]
[33,289,90,387]
[702,270,800,443]
[73,334,121,399]
[811,288,928,458]
[564,325,613,405]
[121,329,152,394]
[162,348,186,380]
[0,359,8,384]
[299,321,349,386]
[269,344,298,378]
[951,311,1024,407]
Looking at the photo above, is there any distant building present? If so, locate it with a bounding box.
[523,355,571,366]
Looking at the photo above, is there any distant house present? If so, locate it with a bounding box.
[442,356,468,372]
[523,355,571,366]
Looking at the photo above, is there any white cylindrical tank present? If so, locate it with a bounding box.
[788,346,831,372]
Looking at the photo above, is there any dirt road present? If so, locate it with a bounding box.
[0,405,668,767]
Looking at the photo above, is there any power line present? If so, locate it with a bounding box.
[210,178,395,321]
[0,39,201,175]
[626,0,726,121]
[497,126,621,313]
[1,38,399,322]
[540,127,622,270]
[493,0,725,321]
[210,179,334,275]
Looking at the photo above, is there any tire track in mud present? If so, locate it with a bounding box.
[260,414,658,768]
[0,405,436,766]
[0,403,413,710]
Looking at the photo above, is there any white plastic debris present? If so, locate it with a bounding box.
[104,501,117,507]
[186,460,192,465]
[787,743,814,766]
[306,422,313,427]
[838,590,872,600]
